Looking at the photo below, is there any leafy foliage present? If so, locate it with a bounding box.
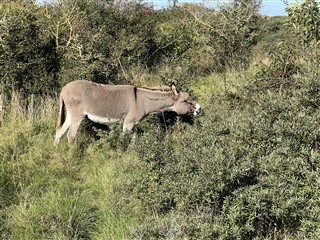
[0,0,261,95]
[130,67,320,240]
[286,0,320,45]
[0,1,60,95]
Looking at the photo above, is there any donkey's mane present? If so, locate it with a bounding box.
[137,85,171,92]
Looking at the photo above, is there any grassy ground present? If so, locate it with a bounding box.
[0,93,144,239]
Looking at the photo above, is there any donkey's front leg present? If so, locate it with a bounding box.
[123,112,140,132]
[123,121,135,132]
[123,116,139,146]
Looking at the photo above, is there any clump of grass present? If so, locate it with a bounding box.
[0,93,141,239]
[84,142,144,239]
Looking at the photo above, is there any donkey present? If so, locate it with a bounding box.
[54,80,201,144]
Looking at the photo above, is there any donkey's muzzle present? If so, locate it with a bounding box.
[193,104,202,116]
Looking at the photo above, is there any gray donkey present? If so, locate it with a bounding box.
[54,80,201,144]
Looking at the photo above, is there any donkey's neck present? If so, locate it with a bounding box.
[139,89,175,114]
[145,98,175,114]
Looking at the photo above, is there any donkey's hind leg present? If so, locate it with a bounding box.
[54,110,72,145]
[67,114,84,143]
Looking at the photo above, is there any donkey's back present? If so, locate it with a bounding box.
[60,80,136,118]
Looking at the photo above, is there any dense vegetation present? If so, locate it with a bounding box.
[1,0,320,239]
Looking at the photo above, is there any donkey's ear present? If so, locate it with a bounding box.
[171,85,178,95]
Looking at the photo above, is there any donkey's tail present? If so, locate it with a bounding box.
[56,96,66,131]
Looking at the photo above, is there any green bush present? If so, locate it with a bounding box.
[253,0,320,94]
[286,0,320,46]
[0,1,59,95]
[256,16,288,52]
[151,2,261,89]
[127,70,320,239]
[0,0,262,95]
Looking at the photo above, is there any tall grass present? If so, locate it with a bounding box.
[0,93,141,239]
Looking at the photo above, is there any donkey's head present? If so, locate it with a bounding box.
[171,85,201,116]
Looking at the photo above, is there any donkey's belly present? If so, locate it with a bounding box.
[86,113,121,124]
